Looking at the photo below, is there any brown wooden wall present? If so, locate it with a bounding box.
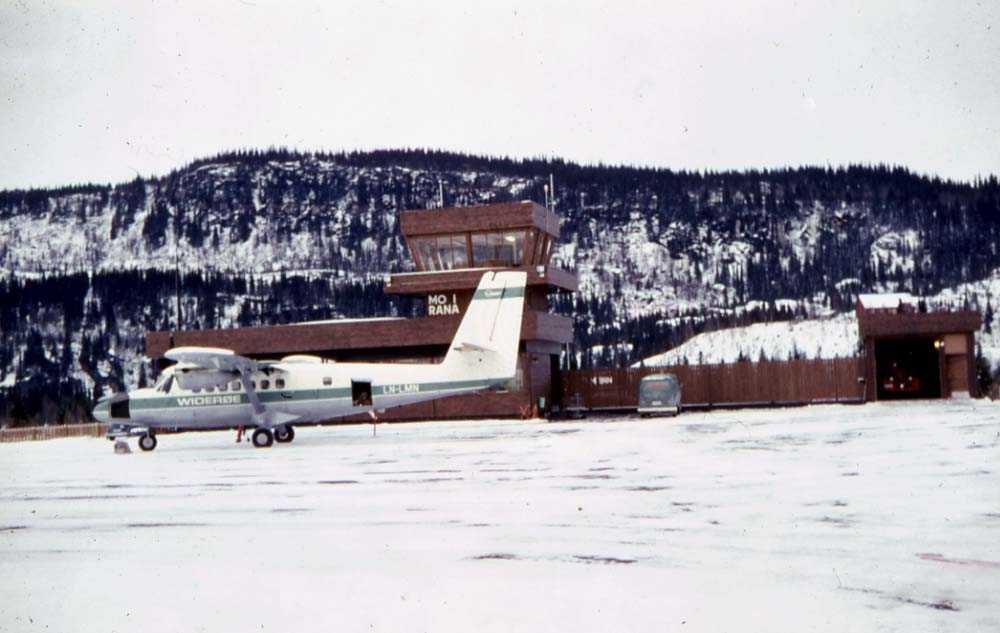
[147,310,574,359]
[562,357,866,410]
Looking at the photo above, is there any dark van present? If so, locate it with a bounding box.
[637,374,681,417]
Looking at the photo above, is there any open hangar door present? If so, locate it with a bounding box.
[874,338,941,400]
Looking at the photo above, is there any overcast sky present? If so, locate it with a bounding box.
[1,0,997,190]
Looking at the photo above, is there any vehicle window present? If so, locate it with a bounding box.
[641,379,678,400]
[231,380,241,391]
[159,376,174,393]
[206,385,215,393]
[193,387,202,394]
[260,379,270,390]
[218,382,227,392]
[276,378,285,389]
[322,376,332,386]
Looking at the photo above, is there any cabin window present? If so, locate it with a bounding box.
[218,383,227,392]
[322,376,332,386]
[231,380,241,391]
[158,376,174,394]
[275,378,285,389]
[192,387,202,394]
[260,379,270,390]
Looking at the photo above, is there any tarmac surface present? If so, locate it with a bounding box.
[2,401,998,632]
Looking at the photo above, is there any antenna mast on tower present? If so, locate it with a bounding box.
[174,245,182,332]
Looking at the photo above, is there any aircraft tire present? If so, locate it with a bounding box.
[252,428,274,448]
[274,425,295,443]
[138,433,157,452]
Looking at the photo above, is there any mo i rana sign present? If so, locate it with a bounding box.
[428,293,460,316]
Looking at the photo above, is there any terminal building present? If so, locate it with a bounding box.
[146,201,577,421]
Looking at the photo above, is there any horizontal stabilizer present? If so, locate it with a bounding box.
[452,341,496,354]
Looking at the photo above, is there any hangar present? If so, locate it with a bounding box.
[856,294,981,400]
[146,201,577,421]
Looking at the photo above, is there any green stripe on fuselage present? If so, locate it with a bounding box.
[128,378,507,411]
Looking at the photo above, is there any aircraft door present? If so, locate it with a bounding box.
[351,380,373,407]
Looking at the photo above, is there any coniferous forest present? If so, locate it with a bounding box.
[1,149,999,425]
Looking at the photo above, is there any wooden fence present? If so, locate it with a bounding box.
[0,423,106,443]
[562,357,866,411]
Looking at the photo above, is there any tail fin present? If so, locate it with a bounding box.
[440,271,527,381]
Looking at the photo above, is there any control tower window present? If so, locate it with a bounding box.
[501,231,524,265]
[437,234,467,269]
[414,234,469,271]
[471,231,526,267]
[472,233,490,267]
[414,237,438,270]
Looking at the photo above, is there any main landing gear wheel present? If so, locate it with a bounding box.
[138,433,157,452]
[252,427,274,448]
[274,425,295,443]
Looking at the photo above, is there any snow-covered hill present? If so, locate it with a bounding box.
[638,313,860,366]
[639,270,1000,371]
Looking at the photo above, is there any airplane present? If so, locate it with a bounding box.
[92,271,526,450]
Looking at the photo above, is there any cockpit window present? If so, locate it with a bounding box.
[158,376,174,394]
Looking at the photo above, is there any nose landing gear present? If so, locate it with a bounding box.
[138,433,157,452]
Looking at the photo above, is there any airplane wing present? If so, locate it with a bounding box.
[164,347,258,373]
[164,347,298,428]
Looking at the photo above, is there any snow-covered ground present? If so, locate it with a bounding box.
[2,402,999,632]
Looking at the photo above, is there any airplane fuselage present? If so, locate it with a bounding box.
[102,361,511,432]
